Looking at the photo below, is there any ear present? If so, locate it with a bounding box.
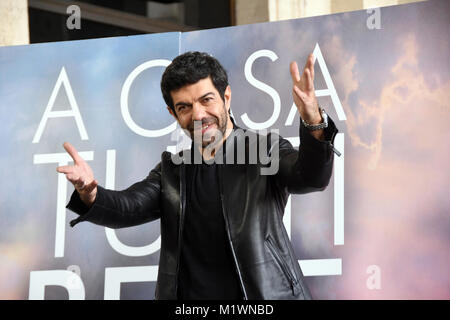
[167,106,177,119]
[224,85,231,112]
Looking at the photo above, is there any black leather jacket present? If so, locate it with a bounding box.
[68,117,338,300]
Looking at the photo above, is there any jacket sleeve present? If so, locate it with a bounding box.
[272,115,339,194]
[67,161,162,229]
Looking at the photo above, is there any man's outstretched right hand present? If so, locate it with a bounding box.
[56,142,98,207]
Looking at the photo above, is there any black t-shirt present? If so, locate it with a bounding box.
[177,160,242,300]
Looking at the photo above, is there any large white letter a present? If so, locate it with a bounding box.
[32,67,88,143]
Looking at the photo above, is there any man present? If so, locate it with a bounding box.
[57,51,338,300]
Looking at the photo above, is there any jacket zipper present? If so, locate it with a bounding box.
[329,127,341,157]
[174,163,186,298]
[218,166,248,300]
[313,125,341,157]
[330,142,341,157]
[266,235,298,295]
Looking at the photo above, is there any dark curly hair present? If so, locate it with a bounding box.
[161,51,229,115]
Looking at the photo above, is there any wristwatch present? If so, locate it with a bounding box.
[301,107,328,131]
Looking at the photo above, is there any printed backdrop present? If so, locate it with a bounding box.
[0,0,448,299]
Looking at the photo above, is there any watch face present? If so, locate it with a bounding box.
[320,108,328,124]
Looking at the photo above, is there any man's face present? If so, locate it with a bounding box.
[168,76,232,148]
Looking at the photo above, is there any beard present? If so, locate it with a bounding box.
[187,103,228,148]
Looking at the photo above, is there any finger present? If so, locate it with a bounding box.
[304,68,314,91]
[63,142,83,165]
[303,53,312,74]
[83,180,98,194]
[289,61,301,83]
[56,165,74,174]
[303,53,314,82]
[309,53,315,79]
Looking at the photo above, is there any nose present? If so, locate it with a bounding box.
[192,101,206,122]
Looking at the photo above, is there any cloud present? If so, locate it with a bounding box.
[336,33,450,299]
[321,34,359,105]
[333,33,450,170]
[299,30,450,299]
[0,216,46,299]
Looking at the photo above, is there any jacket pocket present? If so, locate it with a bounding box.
[265,235,300,296]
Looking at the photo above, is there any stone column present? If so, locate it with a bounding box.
[234,0,270,25]
[234,0,427,25]
[0,0,29,46]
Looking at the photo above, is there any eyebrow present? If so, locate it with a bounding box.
[199,92,215,100]
[174,92,215,108]
[174,101,190,108]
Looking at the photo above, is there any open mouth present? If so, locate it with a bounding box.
[201,123,215,135]
[190,119,218,138]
